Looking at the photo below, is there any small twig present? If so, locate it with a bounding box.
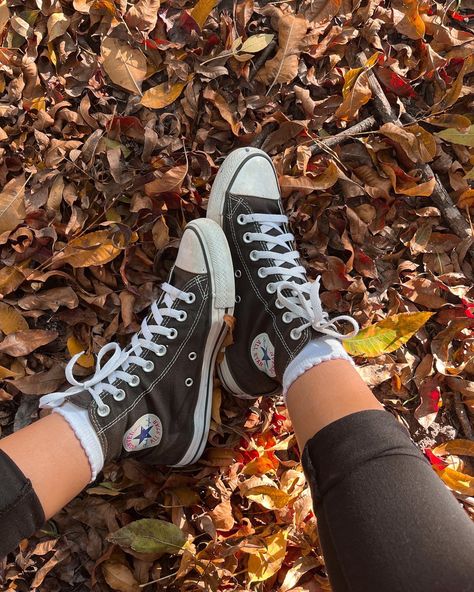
[310,116,376,155]
[249,40,277,82]
[356,51,474,259]
[454,392,474,440]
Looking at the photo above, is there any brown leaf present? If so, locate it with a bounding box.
[59,230,125,268]
[144,165,188,195]
[101,38,147,94]
[279,161,339,195]
[335,71,372,122]
[414,377,441,428]
[392,0,425,40]
[125,0,160,32]
[0,175,26,234]
[18,287,79,312]
[9,365,66,395]
[0,302,28,334]
[102,561,140,592]
[0,329,58,356]
[255,9,308,87]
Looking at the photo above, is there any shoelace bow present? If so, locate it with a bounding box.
[40,283,194,415]
[239,213,359,340]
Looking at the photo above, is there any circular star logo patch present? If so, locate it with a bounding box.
[123,413,163,452]
[251,332,276,378]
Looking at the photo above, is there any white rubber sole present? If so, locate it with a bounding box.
[207,148,275,397]
[173,219,235,466]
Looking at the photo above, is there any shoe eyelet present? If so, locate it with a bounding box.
[157,345,167,356]
[249,251,258,262]
[237,214,246,225]
[243,232,252,244]
[178,311,187,322]
[290,328,301,340]
[266,283,276,294]
[113,389,126,401]
[257,268,267,278]
[97,404,110,417]
[188,352,197,361]
[185,377,193,387]
[129,375,140,387]
[167,328,178,340]
[275,300,284,309]
[143,360,155,373]
[186,292,196,304]
[235,295,241,303]
[235,269,242,278]
[283,312,293,323]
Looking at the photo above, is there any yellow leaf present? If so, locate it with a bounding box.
[0,175,26,235]
[392,0,425,40]
[140,79,189,109]
[342,52,380,98]
[60,230,124,268]
[435,466,474,496]
[426,114,471,132]
[243,485,292,509]
[0,365,17,379]
[67,336,95,368]
[436,125,474,148]
[344,312,434,357]
[247,529,287,584]
[336,71,372,122]
[0,302,28,334]
[240,34,274,53]
[433,439,474,458]
[101,37,147,94]
[189,0,218,29]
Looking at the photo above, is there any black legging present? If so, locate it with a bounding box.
[1,410,474,591]
[302,410,474,592]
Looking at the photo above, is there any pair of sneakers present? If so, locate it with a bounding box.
[40,148,358,475]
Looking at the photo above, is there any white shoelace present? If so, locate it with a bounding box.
[238,213,359,341]
[40,283,195,417]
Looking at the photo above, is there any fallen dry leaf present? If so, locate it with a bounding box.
[101,38,147,94]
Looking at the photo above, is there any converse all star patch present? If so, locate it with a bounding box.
[123,414,163,452]
[251,333,276,378]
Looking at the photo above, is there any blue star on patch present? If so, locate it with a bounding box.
[134,425,153,444]
[260,345,271,368]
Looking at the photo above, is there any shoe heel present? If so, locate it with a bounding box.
[187,218,235,310]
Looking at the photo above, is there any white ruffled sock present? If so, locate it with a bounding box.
[282,336,354,399]
[53,402,104,482]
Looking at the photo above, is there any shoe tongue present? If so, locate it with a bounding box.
[239,194,305,283]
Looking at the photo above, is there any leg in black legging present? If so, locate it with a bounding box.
[302,410,474,592]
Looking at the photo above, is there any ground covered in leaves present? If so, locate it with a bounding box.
[0,0,473,590]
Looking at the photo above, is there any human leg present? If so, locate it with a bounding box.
[0,219,234,556]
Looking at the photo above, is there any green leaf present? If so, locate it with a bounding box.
[343,312,434,357]
[107,519,186,555]
[435,126,474,147]
[240,34,274,54]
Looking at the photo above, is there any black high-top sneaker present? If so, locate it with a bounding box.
[40,219,234,467]
[207,148,358,397]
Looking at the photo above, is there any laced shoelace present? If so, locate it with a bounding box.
[237,213,359,341]
[40,283,195,417]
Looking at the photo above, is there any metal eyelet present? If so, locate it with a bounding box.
[249,251,258,262]
[243,232,252,243]
[290,328,301,340]
[275,299,284,309]
[129,375,140,387]
[283,312,293,323]
[157,345,167,356]
[97,404,111,417]
[178,311,187,322]
[257,268,267,278]
[188,352,197,361]
[235,269,242,278]
[237,214,246,225]
[167,328,178,340]
[113,389,126,401]
[235,295,241,303]
[185,378,193,387]
[143,360,155,373]
[266,283,276,294]
[186,292,196,304]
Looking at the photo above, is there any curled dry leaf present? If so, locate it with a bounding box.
[255,9,308,87]
[58,230,126,268]
[0,302,28,334]
[141,79,190,109]
[125,0,161,33]
[47,12,70,42]
[414,377,441,429]
[247,529,287,584]
[102,561,140,592]
[145,164,188,195]
[0,329,58,356]
[18,287,79,312]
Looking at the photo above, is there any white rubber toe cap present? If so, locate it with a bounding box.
[228,149,280,200]
[176,227,207,274]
